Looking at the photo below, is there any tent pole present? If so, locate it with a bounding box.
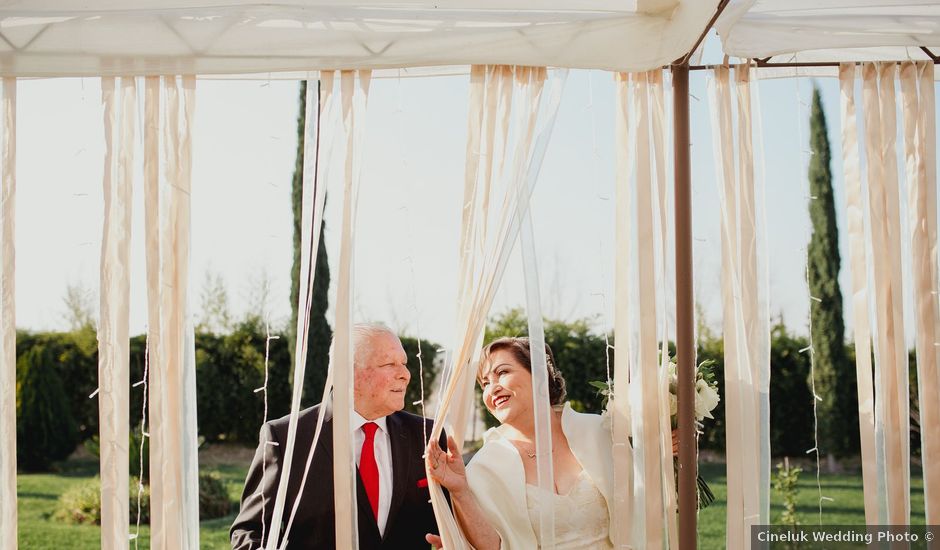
[671,60,696,550]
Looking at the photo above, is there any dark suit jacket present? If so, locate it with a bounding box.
[231,403,444,549]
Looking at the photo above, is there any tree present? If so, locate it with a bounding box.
[16,343,79,470]
[289,80,333,407]
[63,282,96,331]
[807,87,858,461]
[196,270,232,334]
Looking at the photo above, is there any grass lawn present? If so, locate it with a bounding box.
[17,451,927,549]
[696,462,926,550]
[18,452,247,550]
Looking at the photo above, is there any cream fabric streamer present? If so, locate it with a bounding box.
[709,66,744,549]
[329,69,370,550]
[98,75,135,550]
[707,63,769,549]
[428,65,566,550]
[520,203,556,549]
[266,71,370,550]
[915,61,940,524]
[613,69,676,548]
[733,66,767,529]
[612,71,635,550]
[901,60,940,524]
[838,63,880,525]
[143,75,164,547]
[264,75,330,550]
[0,77,15,550]
[861,62,911,526]
[147,75,200,550]
[634,70,664,549]
[649,69,679,548]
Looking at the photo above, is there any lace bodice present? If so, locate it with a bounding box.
[524,470,613,550]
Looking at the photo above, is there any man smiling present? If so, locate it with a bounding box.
[231,323,444,549]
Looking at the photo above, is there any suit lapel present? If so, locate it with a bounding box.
[382,412,410,536]
[314,400,383,545]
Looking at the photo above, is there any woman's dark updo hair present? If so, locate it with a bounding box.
[478,336,567,406]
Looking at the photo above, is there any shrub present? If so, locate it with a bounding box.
[54,476,150,525]
[199,471,232,519]
[84,426,150,480]
[54,478,102,525]
[54,472,230,525]
[16,343,79,471]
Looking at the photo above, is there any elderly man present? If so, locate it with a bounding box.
[231,323,443,549]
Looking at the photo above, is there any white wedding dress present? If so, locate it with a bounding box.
[525,470,614,550]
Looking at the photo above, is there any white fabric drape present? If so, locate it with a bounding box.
[98,75,136,549]
[146,74,200,550]
[428,65,565,550]
[0,77,15,550]
[265,70,371,550]
[707,64,770,549]
[838,63,880,524]
[860,62,911,526]
[613,69,676,548]
[899,60,940,524]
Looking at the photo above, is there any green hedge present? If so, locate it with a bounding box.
[14,322,441,469]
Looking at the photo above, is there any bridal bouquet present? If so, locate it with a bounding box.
[666,358,720,430]
[590,357,720,509]
[668,358,719,509]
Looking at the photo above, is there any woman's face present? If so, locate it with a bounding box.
[480,349,533,426]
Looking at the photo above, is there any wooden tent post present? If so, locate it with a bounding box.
[671,60,697,550]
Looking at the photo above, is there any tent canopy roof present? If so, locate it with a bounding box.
[715,0,940,63]
[0,0,717,77]
[1,0,937,77]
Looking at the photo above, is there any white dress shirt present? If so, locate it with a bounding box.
[351,411,393,536]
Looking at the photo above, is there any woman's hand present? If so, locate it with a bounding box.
[426,435,469,496]
[425,534,443,549]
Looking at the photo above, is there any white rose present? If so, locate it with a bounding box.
[669,392,678,417]
[694,379,720,421]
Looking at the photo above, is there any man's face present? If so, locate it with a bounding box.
[353,332,410,420]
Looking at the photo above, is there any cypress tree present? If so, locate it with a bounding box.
[16,344,79,471]
[290,80,333,407]
[807,87,858,461]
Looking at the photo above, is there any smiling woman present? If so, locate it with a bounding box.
[426,337,624,550]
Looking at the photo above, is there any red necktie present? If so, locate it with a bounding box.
[360,422,380,521]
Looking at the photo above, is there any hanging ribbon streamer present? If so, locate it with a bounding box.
[612,71,635,549]
[519,117,556,550]
[265,70,371,550]
[614,69,677,548]
[99,74,135,550]
[707,63,770,549]
[900,60,940,524]
[838,63,880,525]
[0,77,15,550]
[861,62,911,525]
[146,74,200,550]
[427,65,566,550]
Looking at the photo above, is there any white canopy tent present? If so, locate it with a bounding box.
[0,0,717,76]
[0,1,937,549]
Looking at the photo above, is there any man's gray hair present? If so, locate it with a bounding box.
[329,322,398,368]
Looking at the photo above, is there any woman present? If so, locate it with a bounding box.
[426,337,619,550]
